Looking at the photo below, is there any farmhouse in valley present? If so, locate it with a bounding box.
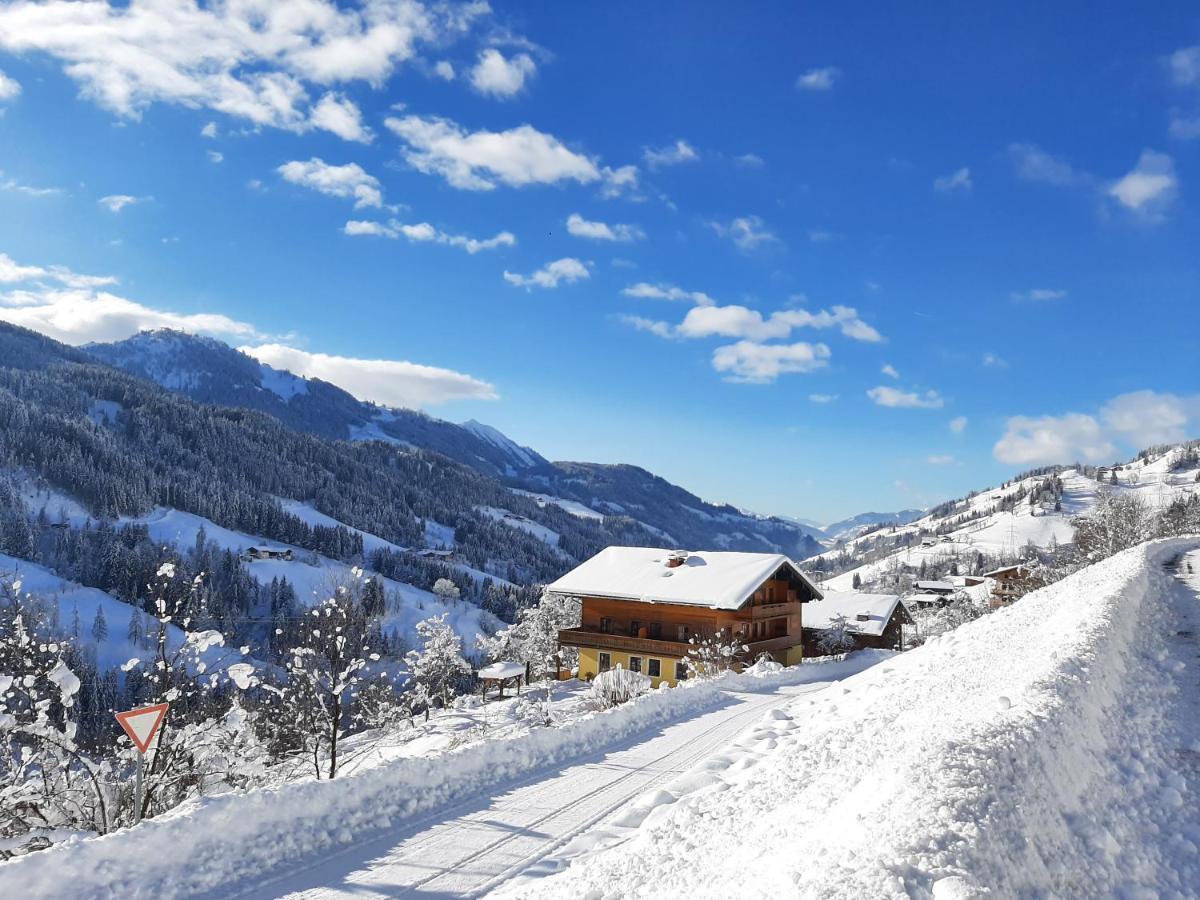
[801,591,913,655]
[549,547,823,687]
[984,564,1032,606]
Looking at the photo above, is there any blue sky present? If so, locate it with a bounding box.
[0,1,1198,523]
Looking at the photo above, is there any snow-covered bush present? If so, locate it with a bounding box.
[816,614,861,656]
[685,628,748,679]
[589,665,651,708]
[406,613,472,719]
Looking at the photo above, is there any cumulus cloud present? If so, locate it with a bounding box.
[0,252,116,289]
[98,194,140,213]
[621,282,715,305]
[867,386,945,409]
[207,150,224,164]
[809,393,838,404]
[796,66,839,91]
[712,340,831,383]
[0,68,20,101]
[991,391,1200,466]
[433,60,455,81]
[1169,45,1200,86]
[200,121,218,138]
[277,158,382,209]
[242,343,497,409]
[343,219,515,253]
[619,314,675,339]
[982,352,1008,369]
[1,172,62,197]
[503,258,589,289]
[469,48,536,98]
[0,0,486,139]
[934,167,972,192]
[642,140,699,169]
[385,114,602,191]
[309,93,373,143]
[566,213,643,242]
[1107,150,1178,220]
[949,416,968,434]
[1007,143,1079,186]
[710,215,778,250]
[881,363,900,379]
[675,303,882,343]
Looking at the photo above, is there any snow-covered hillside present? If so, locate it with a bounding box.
[508,537,1200,898]
[815,445,1200,591]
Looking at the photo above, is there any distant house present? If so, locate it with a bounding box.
[245,546,294,562]
[801,591,913,655]
[920,537,937,548]
[912,580,955,595]
[983,564,1031,606]
[907,592,953,610]
[412,548,455,559]
[550,547,822,687]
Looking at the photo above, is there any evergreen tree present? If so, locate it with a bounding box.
[91,605,108,643]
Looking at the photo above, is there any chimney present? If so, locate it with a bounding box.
[665,550,689,568]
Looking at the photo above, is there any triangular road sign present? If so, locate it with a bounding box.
[115,703,169,754]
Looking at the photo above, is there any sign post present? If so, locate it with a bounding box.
[115,702,169,825]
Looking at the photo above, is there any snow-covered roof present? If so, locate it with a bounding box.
[477,661,525,680]
[802,591,904,637]
[913,580,954,591]
[546,547,822,610]
[906,592,950,605]
[983,564,1027,578]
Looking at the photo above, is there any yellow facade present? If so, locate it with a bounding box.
[578,647,682,688]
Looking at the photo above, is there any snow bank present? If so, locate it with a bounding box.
[512,538,1200,899]
[0,655,883,899]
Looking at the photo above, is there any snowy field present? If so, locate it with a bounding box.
[509,538,1200,899]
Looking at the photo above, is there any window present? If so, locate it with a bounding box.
[630,620,642,638]
[598,652,611,672]
[629,656,642,673]
[677,624,690,642]
[675,661,688,681]
[647,659,661,678]
[649,622,662,639]
[600,617,614,634]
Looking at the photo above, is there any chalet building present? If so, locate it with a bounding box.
[549,548,822,688]
[245,546,294,562]
[912,580,955,595]
[984,564,1031,606]
[801,591,913,655]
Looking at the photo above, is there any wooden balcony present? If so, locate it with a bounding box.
[751,601,800,619]
[558,627,690,656]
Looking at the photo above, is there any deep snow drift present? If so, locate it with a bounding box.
[507,538,1200,899]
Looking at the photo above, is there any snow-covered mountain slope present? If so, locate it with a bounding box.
[813,445,1200,591]
[87,330,550,479]
[511,538,1200,899]
[821,508,924,543]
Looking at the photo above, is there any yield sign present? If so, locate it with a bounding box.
[115,703,169,754]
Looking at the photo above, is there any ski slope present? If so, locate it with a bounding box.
[512,538,1200,898]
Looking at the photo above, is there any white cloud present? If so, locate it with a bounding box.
[619,315,675,339]
[949,416,968,434]
[621,282,715,305]
[1009,288,1067,302]
[0,68,20,101]
[676,303,882,343]
[712,340,831,383]
[881,363,900,379]
[0,0,486,139]
[469,48,536,98]
[310,93,373,143]
[867,386,944,409]
[735,153,765,168]
[566,213,643,242]
[207,150,224,164]
[809,393,838,404]
[927,455,957,466]
[384,114,601,191]
[1100,390,1200,446]
[343,219,515,253]
[98,194,140,213]
[242,344,497,409]
[934,167,972,192]
[796,66,840,91]
[1169,114,1200,140]
[993,413,1116,465]
[503,258,589,289]
[643,140,699,169]
[982,352,1008,368]
[1107,150,1178,220]
[600,164,640,198]
[200,121,218,139]
[433,60,456,81]
[710,215,778,250]
[1007,143,1079,186]
[1169,45,1200,86]
[1,172,62,197]
[277,158,382,209]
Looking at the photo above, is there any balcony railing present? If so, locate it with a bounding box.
[558,627,800,658]
[751,601,800,619]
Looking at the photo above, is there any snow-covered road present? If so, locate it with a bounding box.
[229,674,863,899]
